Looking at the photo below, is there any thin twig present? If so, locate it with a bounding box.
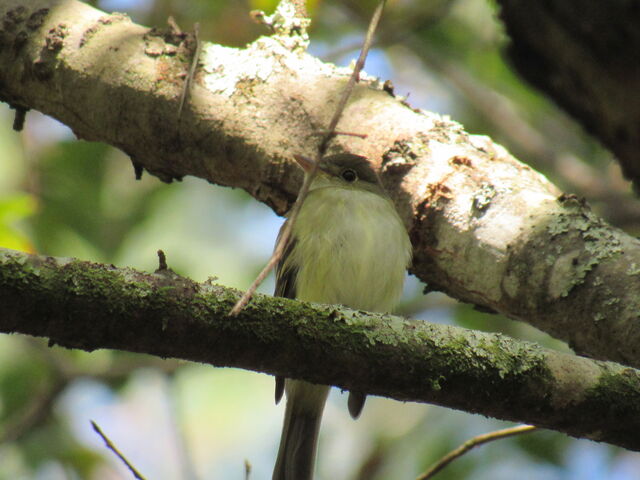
[91,420,147,480]
[229,0,386,316]
[314,130,368,139]
[415,425,538,480]
[319,0,385,153]
[178,23,201,119]
[167,16,182,35]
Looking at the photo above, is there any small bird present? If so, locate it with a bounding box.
[272,153,412,480]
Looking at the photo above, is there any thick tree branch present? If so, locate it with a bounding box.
[1,247,640,451]
[497,0,640,189]
[1,2,639,370]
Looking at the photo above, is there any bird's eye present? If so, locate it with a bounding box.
[341,169,358,182]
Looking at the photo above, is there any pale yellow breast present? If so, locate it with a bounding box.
[288,186,412,313]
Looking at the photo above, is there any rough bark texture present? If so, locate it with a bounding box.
[1,0,639,370]
[1,247,640,451]
[497,0,640,189]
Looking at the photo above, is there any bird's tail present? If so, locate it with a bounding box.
[272,380,330,480]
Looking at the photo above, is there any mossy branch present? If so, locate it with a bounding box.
[1,0,640,371]
[1,247,640,451]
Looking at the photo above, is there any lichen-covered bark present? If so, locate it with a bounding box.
[0,3,639,376]
[497,0,640,189]
[1,247,640,451]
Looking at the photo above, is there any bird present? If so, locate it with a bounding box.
[272,152,412,480]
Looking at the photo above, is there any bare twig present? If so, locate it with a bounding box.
[12,105,27,131]
[156,249,168,271]
[91,420,147,480]
[229,0,387,316]
[177,23,201,119]
[314,129,368,139]
[415,425,538,480]
[319,0,385,152]
[167,16,182,35]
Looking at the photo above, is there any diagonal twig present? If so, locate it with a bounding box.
[229,0,387,316]
[318,0,385,153]
[178,23,202,119]
[415,424,538,480]
[91,420,147,480]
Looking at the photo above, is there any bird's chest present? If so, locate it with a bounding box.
[291,188,408,313]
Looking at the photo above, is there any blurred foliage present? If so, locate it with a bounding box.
[31,141,165,262]
[0,193,36,253]
[0,0,638,479]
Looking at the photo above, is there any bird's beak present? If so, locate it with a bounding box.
[293,154,316,173]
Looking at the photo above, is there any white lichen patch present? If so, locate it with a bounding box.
[627,263,640,276]
[202,44,275,97]
[520,188,557,207]
[472,182,496,211]
[257,1,311,49]
[201,35,358,99]
[421,138,563,303]
[548,249,584,299]
[473,191,556,252]
[546,208,626,298]
[547,212,572,237]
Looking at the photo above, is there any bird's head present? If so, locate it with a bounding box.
[294,153,386,196]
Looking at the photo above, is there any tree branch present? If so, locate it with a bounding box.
[0,2,639,378]
[497,0,640,189]
[1,247,640,452]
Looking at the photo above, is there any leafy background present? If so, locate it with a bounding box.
[1,0,638,479]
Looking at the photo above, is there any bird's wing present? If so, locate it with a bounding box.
[274,219,299,404]
[274,220,298,300]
